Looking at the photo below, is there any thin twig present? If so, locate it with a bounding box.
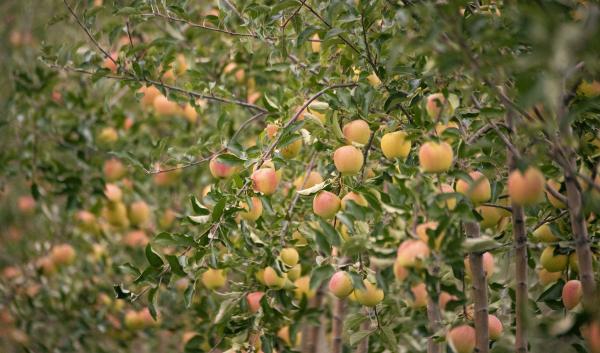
[63,0,117,65]
[281,1,305,29]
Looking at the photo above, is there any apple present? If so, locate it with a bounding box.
[545,179,566,208]
[294,276,316,300]
[281,138,303,159]
[380,131,411,160]
[129,200,150,227]
[435,121,459,139]
[209,155,238,179]
[103,52,118,73]
[416,221,444,249]
[562,279,582,310]
[328,271,354,298]
[50,244,76,266]
[410,282,428,308]
[103,201,129,228]
[354,280,384,307]
[341,191,368,209]
[277,325,299,346]
[159,209,177,229]
[508,167,546,205]
[537,268,562,286]
[540,246,568,272]
[292,231,308,246]
[183,104,198,124]
[464,252,495,278]
[439,292,459,310]
[37,256,56,276]
[426,93,454,120]
[393,261,408,281]
[343,119,371,145]
[455,171,491,204]
[246,291,265,313]
[104,183,123,203]
[153,95,180,116]
[263,266,286,289]
[438,183,457,210]
[418,141,453,173]
[97,127,118,145]
[582,320,600,353]
[201,268,226,290]
[123,230,149,247]
[569,252,579,273]
[311,33,321,53]
[265,124,279,139]
[234,68,245,83]
[251,168,279,195]
[280,247,299,267]
[124,310,144,330]
[103,158,126,181]
[17,196,36,215]
[153,165,181,186]
[532,224,559,242]
[396,239,430,267]
[240,197,263,221]
[477,205,504,229]
[577,80,600,97]
[312,191,341,219]
[293,171,323,189]
[488,315,503,340]
[287,263,301,281]
[447,325,475,353]
[137,307,157,327]
[139,85,161,108]
[333,145,364,175]
[367,72,382,87]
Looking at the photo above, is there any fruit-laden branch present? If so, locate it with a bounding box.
[48,63,269,113]
[60,2,270,114]
[506,111,528,353]
[552,61,598,309]
[465,221,489,353]
[255,83,357,169]
[149,111,267,174]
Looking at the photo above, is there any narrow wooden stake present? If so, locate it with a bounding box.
[506,112,528,353]
[466,221,489,353]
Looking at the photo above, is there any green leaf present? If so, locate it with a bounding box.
[211,198,226,222]
[145,244,164,268]
[166,255,186,276]
[190,195,210,215]
[462,236,501,253]
[310,264,334,289]
[349,330,373,347]
[184,280,196,308]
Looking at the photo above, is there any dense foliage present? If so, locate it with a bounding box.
[1,1,600,353]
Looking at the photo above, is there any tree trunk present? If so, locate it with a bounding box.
[303,287,324,353]
[564,167,597,308]
[332,298,345,353]
[507,112,528,353]
[427,256,443,353]
[466,221,489,353]
[356,315,370,353]
[426,296,443,353]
